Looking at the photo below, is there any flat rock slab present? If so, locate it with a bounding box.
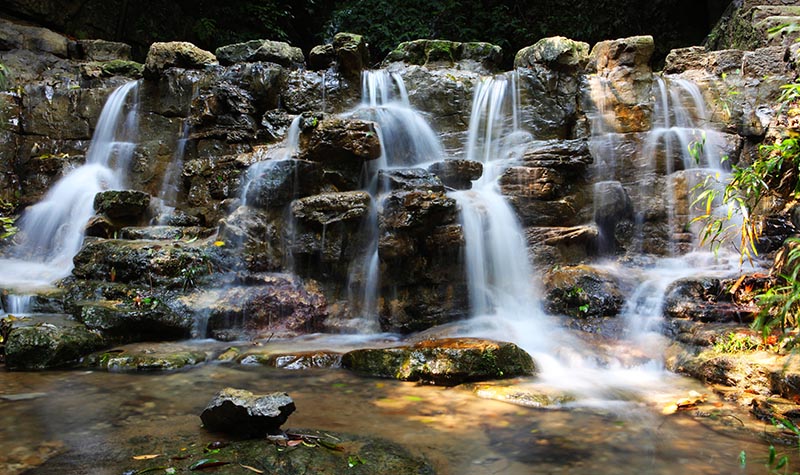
[201,388,296,437]
[341,337,536,386]
[226,348,343,369]
[82,343,209,372]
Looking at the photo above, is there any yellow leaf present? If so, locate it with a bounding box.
[213,240,225,247]
[132,454,161,460]
[240,465,264,474]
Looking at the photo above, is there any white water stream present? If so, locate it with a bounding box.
[0,81,140,289]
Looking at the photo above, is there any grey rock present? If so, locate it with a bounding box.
[144,41,217,79]
[215,39,304,68]
[201,388,295,437]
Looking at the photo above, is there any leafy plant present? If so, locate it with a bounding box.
[713,331,761,353]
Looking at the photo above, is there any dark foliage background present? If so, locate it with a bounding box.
[0,0,730,67]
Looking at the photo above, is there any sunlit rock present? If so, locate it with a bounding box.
[342,338,536,385]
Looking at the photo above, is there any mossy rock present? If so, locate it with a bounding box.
[76,300,193,342]
[342,338,536,386]
[100,59,144,78]
[3,314,106,370]
[82,347,207,372]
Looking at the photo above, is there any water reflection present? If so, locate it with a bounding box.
[0,350,773,474]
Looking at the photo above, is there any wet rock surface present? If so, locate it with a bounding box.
[82,344,208,371]
[200,388,295,437]
[2,314,106,370]
[143,41,217,78]
[342,338,536,385]
[215,39,304,68]
[76,300,193,342]
[542,265,628,318]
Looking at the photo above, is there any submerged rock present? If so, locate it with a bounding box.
[201,388,295,437]
[123,429,433,475]
[342,338,536,385]
[83,344,207,372]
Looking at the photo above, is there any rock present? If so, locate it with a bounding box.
[291,191,371,226]
[592,180,633,233]
[233,349,343,369]
[144,41,217,79]
[525,225,600,266]
[76,300,193,342]
[586,36,654,133]
[333,33,369,79]
[82,343,208,371]
[217,206,286,272]
[98,59,144,78]
[664,278,756,323]
[0,17,69,57]
[384,39,502,74]
[297,118,381,190]
[200,388,295,437]
[468,381,575,408]
[176,277,328,339]
[299,117,381,162]
[119,225,215,241]
[514,36,590,73]
[588,35,654,71]
[377,168,445,193]
[742,45,790,77]
[215,39,304,68]
[308,44,335,70]
[72,238,215,288]
[342,338,536,385]
[76,39,132,61]
[427,159,482,189]
[380,189,456,230]
[93,189,150,220]
[3,314,106,370]
[663,46,708,74]
[542,265,627,318]
[244,159,321,209]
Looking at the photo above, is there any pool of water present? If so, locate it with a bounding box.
[0,337,777,475]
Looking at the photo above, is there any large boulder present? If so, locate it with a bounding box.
[0,17,69,57]
[86,190,152,238]
[383,39,502,74]
[332,33,370,80]
[215,39,304,68]
[514,36,589,73]
[542,265,627,318]
[585,36,655,133]
[143,41,217,79]
[200,388,295,437]
[342,338,536,386]
[83,343,208,372]
[2,314,106,370]
[72,238,216,288]
[76,300,193,342]
[76,39,132,61]
[176,275,328,339]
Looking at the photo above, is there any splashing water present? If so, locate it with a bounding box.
[0,81,140,288]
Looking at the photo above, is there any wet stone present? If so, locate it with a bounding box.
[200,387,296,437]
[342,337,536,386]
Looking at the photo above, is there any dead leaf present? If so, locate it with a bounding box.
[240,464,264,474]
[132,454,161,460]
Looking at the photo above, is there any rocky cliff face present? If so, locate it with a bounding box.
[0,8,796,364]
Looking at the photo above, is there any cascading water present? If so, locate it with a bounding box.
[344,70,444,330]
[0,81,140,288]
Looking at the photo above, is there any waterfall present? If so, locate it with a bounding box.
[453,74,534,313]
[346,70,445,330]
[0,81,140,288]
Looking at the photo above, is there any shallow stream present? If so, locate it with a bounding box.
[0,336,776,475]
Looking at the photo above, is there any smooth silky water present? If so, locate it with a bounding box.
[0,73,777,473]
